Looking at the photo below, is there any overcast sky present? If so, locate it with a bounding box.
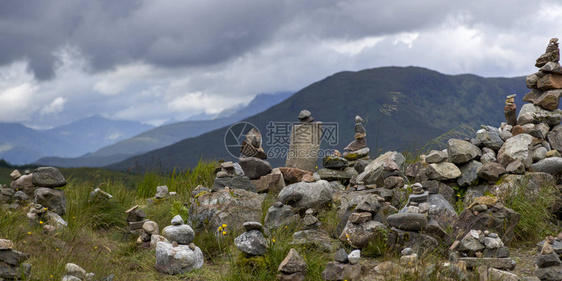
[1,0,561,128]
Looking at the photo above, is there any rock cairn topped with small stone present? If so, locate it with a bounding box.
[0,238,31,280]
[155,215,204,274]
[524,38,562,112]
[342,115,370,162]
[234,221,269,256]
[321,248,361,281]
[535,234,562,280]
[61,262,95,281]
[449,229,515,271]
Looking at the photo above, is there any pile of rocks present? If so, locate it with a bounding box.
[147,185,177,204]
[234,222,269,256]
[321,248,361,281]
[277,248,307,281]
[155,215,204,274]
[27,203,67,232]
[0,239,31,280]
[239,129,274,183]
[342,115,370,162]
[536,235,562,280]
[61,263,95,281]
[525,38,562,112]
[449,229,515,271]
[125,205,147,232]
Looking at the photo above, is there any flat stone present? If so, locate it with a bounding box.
[322,156,349,170]
[425,150,448,163]
[535,265,562,281]
[212,176,256,192]
[348,212,372,224]
[9,170,21,180]
[243,221,265,233]
[477,162,507,183]
[537,252,561,268]
[65,263,87,280]
[386,213,428,231]
[239,157,272,179]
[537,74,562,90]
[456,257,516,270]
[426,162,461,181]
[0,250,30,266]
[0,239,13,250]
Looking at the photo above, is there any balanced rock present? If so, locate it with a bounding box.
[234,229,268,256]
[386,213,428,231]
[162,216,195,245]
[31,167,66,187]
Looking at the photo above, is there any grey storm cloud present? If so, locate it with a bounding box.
[0,0,542,80]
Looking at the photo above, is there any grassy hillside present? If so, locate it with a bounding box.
[107,66,527,172]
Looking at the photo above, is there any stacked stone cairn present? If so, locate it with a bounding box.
[343,115,370,162]
[155,215,203,274]
[238,128,278,192]
[234,222,269,265]
[535,235,562,280]
[7,167,70,232]
[0,238,31,280]
[277,248,307,281]
[146,185,177,204]
[61,263,95,281]
[321,248,361,281]
[449,229,515,271]
[126,205,147,232]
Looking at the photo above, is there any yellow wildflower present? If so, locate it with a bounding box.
[272,238,276,243]
[222,224,227,228]
[94,246,98,250]
[39,221,43,224]
[27,232,31,235]
[222,231,227,235]
[218,226,223,231]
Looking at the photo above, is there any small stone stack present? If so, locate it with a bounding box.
[155,215,204,274]
[147,185,174,204]
[342,116,370,162]
[234,221,269,256]
[504,94,517,126]
[449,229,515,271]
[239,129,273,181]
[211,161,256,192]
[339,193,391,249]
[0,239,31,280]
[277,248,307,281]
[27,203,68,231]
[302,208,321,229]
[32,167,68,216]
[535,235,562,280]
[125,205,147,232]
[138,220,159,246]
[61,263,95,281]
[525,38,562,112]
[264,201,300,229]
[321,248,361,281]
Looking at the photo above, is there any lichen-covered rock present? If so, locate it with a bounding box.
[356,151,404,186]
[278,180,333,212]
[34,187,66,216]
[426,162,461,181]
[451,203,520,244]
[31,167,66,187]
[339,220,388,248]
[447,139,482,164]
[189,189,265,232]
[497,133,534,168]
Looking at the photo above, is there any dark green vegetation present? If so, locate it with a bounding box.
[107,66,527,172]
[35,92,293,168]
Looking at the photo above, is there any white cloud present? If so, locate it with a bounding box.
[41,97,67,115]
